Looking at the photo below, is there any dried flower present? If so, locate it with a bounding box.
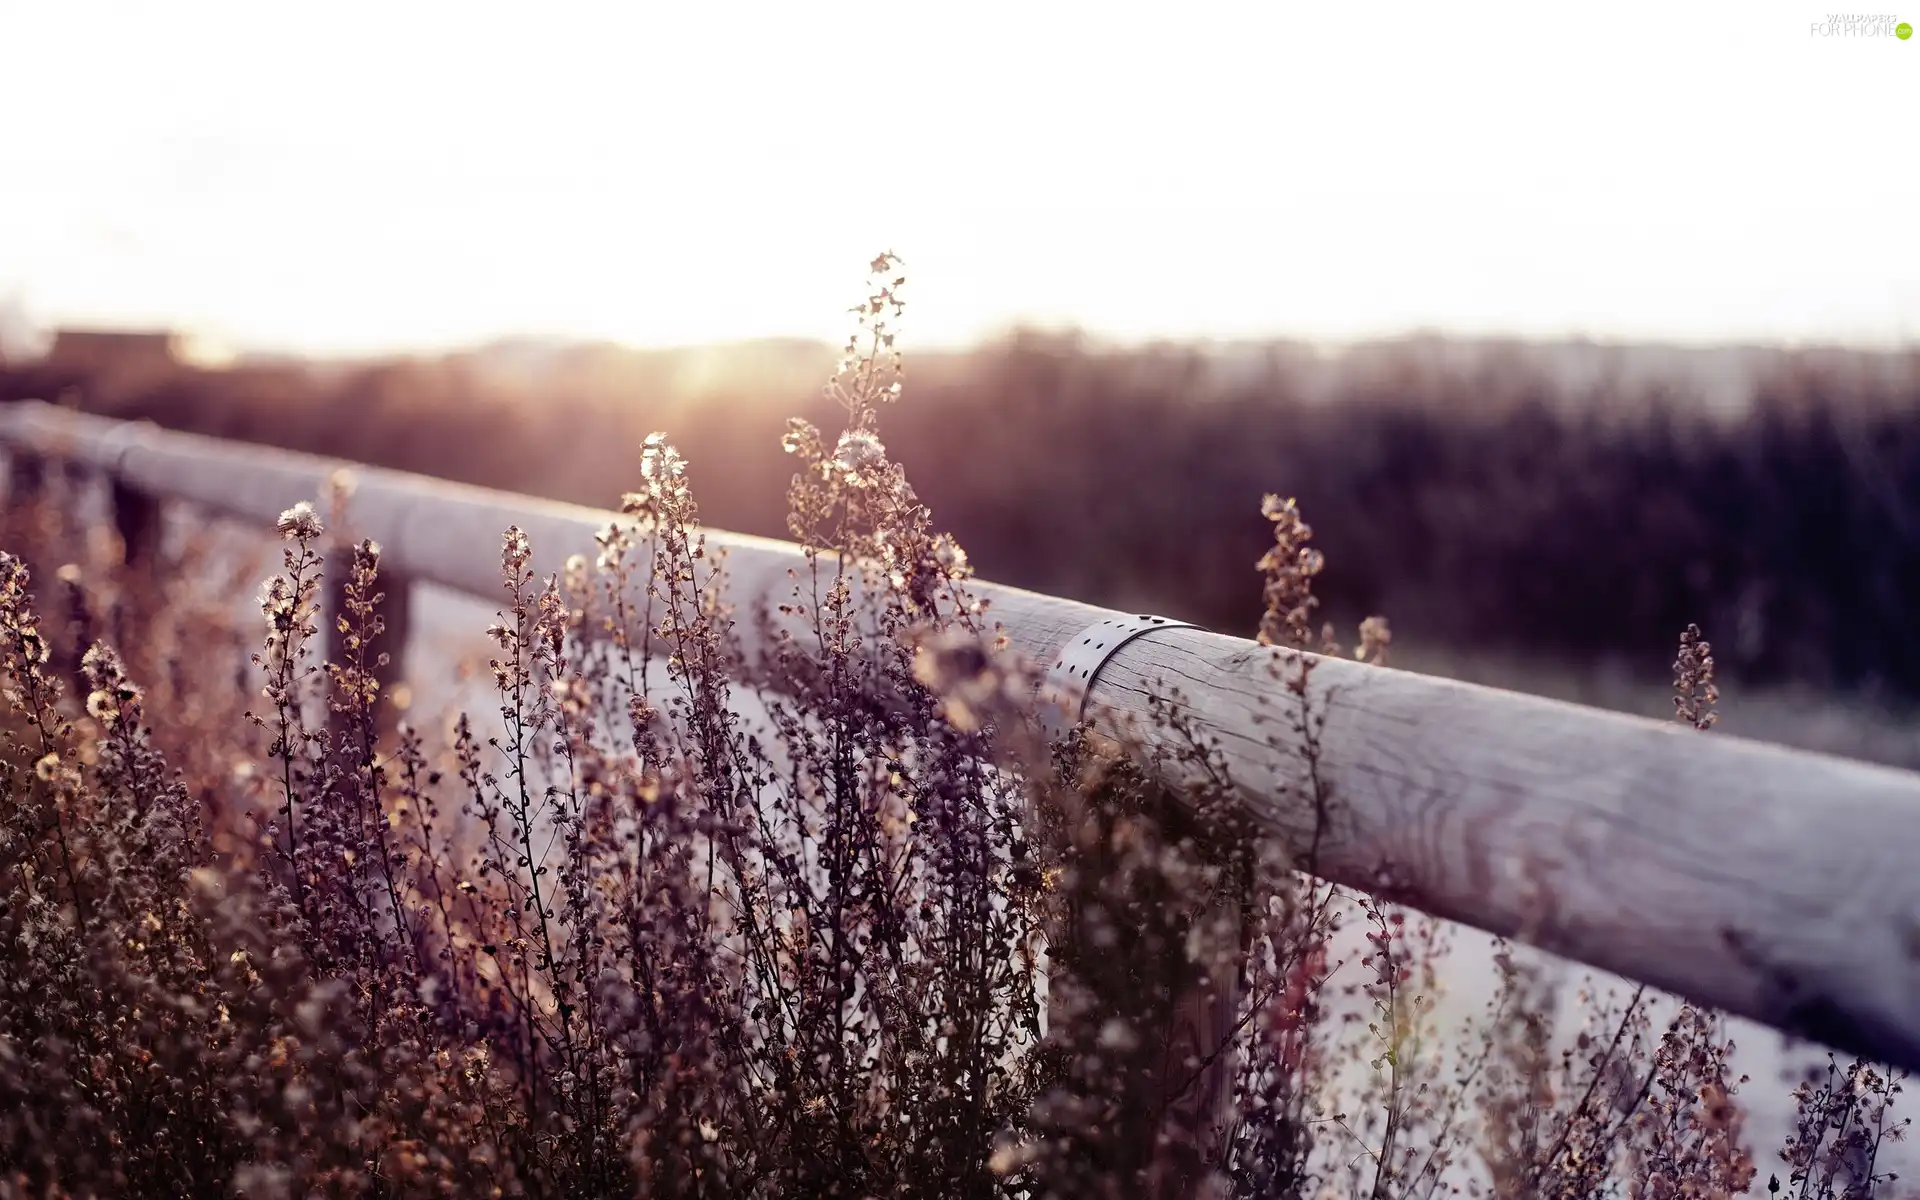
[275,500,323,541]
[1674,623,1719,731]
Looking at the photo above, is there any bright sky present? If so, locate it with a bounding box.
[1,1,1915,356]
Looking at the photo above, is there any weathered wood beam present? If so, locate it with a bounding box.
[6,399,1920,1075]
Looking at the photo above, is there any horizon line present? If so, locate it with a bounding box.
[10,321,1918,366]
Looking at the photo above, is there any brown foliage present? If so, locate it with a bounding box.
[1,259,1908,1197]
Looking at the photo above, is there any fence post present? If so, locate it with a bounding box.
[110,478,165,576]
[1046,743,1244,1199]
[4,451,74,670]
[3,448,47,514]
[2,450,49,573]
[1043,618,1247,1196]
[1159,907,1242,1197]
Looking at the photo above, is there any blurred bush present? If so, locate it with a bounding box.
[6,332,1916,699]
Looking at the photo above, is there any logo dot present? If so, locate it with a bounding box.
[1899,20,1914,38]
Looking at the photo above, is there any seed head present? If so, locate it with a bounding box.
[275,500,323,541]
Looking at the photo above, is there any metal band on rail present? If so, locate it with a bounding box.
[1040,614,1203,736]
[94,418,157,477]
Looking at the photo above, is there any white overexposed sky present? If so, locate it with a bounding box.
[0,0,1915,357]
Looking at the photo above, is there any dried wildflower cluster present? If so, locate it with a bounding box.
[1256,495,1325,653]
[2,258,1910,1199]
[1,255,1049,1198]
[1674,623,1720,731]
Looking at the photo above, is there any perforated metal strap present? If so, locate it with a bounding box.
[1039,614,1203,737]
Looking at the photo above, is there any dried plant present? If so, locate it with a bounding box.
[1674,624,1720,732]
[1,260,1909,1200]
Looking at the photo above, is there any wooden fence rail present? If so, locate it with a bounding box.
[5,398,1920,1079]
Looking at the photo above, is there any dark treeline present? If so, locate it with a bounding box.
[5,332,1918,699]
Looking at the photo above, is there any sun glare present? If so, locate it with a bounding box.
[0,1,1914,355]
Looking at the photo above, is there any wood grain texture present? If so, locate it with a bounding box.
[7,400,1920,1071]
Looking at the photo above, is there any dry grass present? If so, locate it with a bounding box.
[1,256,1910,1197]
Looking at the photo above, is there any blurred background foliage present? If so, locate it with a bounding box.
[7,332,1917,707]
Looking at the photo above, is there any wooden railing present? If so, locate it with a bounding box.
[6,398,1920,1077]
